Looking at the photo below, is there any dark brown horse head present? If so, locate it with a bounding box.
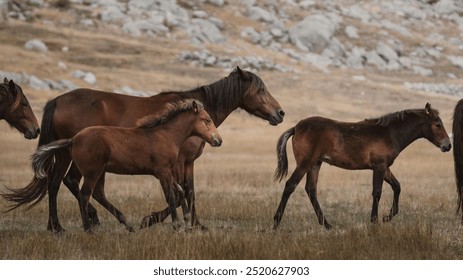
[235,67,285,126]
[0,78,40,139]
[423,103,451,152]
[190,100,222,147]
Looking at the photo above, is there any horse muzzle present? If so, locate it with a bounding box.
[440,139,451,152]
[268,109,285,126]
[24,127,40,139]
[211,134,222,147]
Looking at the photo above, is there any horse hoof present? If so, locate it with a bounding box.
[47,224,66,234]
[85,229,94,234]
[382,215,392,223]
[89,216,101,227]
[172,223,182,231]
[323,223,332,230]
[195,224,208,231]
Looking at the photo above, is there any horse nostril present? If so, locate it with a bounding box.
[278,109,285,118]
[36,128,41,134]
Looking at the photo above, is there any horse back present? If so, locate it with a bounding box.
[51,89,173,139]
[72,126,171,176]
[293,116,395,169]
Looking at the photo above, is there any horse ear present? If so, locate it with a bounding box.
[8,80,17,94]
[192,100,199,113]
[425,103,432,115]
[236,66,250,80]
[4,77,8,84]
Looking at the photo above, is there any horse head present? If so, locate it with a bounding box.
[423,103,451,152]
[236,67,285,126]
[1,78,40,139]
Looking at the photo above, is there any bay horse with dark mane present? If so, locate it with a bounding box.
[273,103,451,230]
[2,67,284,233]
[0,78,40,139]
[452,99,463,225]
[31,100,221,232]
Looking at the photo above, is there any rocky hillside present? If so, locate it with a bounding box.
[1,0,463,98]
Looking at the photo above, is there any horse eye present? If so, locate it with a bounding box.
[435,122,442,128]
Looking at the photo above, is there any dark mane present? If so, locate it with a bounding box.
[0,79,22,111]
[136,99,204,129]
[156,68,264,120]
[367,108,439,126]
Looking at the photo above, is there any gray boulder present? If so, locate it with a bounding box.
[289,13,341,52]
[188,19,225,43]
[100,5,126,22]
[434,0,462,15]
[346,47,366,69]
[447,55,463,70]
[24,39,48,52]
[345,25,359,39]
[342,4,371,22]
[376,42,399,63]
[247,6,277,23]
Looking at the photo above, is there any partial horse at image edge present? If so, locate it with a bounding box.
[0,78,40,139]
[452,99,463,225]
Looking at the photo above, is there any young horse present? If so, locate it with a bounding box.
[452,99,463,225]
[273,103,451,230]
[32,100,222,232]
[3,66,284,233]
[0,78,40,139]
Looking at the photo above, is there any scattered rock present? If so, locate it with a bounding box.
[345,25,359,39]
[405,82,463,97]
[289,13,341,52]
[24,39,48,52]
[73,70,97,84]
[179,50,293,73]
[447,55,463,70]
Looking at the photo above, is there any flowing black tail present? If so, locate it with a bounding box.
[2,99,58,211]
[274,127,295,182]
[453,100,463,223]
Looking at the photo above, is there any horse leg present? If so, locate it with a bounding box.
[304,162,332,229]
[141,163,189,228]
[382,168,401,222]
[63,162,100,226]
[91,174,134,232]
[175,182,191,230]
[79,174,100,233]
[47,150,71,233]
[162,176,181,231]
[273,167,306,230]
[370,168,386,223]
[183,161,206,230]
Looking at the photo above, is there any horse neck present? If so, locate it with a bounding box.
[149,112,197,147]
[388,115,425,152]
[160,78,244,127]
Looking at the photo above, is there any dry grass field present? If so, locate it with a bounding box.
[1,6,463,260]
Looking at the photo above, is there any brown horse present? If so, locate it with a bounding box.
[452,99,463,225]
[273,103,451,230]
[0,78,40,139]
[31,100,222,232]
[3,67,284,232]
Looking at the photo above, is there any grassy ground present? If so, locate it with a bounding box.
[1,113,462,259]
